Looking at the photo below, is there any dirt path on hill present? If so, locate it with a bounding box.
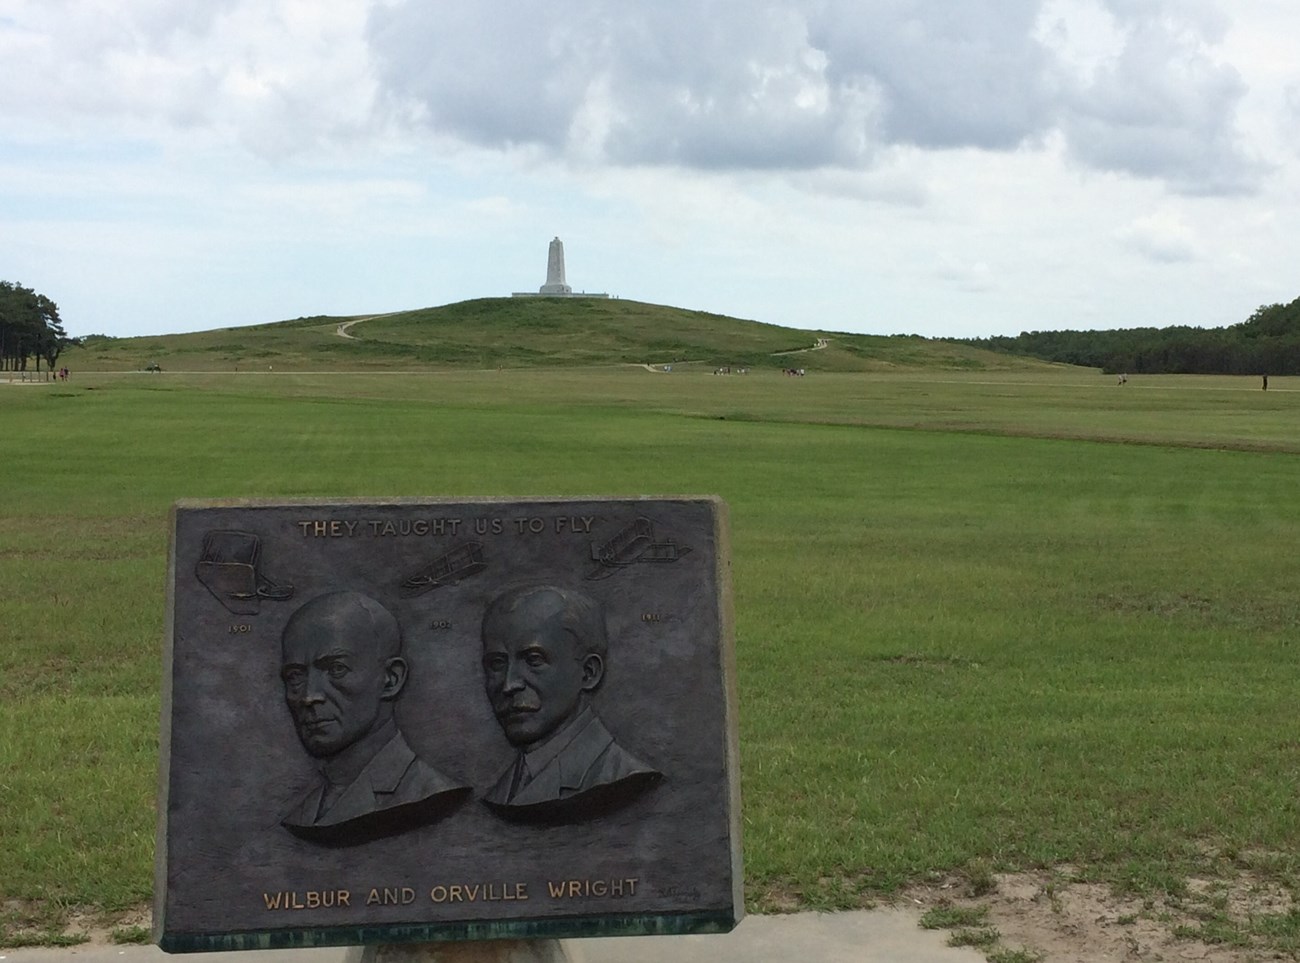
[335,313,401,340]
[771,338,831,356]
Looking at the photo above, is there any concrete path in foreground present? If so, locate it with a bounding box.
[0,909,984,962]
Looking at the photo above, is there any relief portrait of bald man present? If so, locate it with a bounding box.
[278,591,469,844]
[480,583,662,821]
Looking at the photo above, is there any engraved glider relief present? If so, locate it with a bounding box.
[479,584,662,823]
[279,591,469,845]
[195,530,294,615]
[398,541,488,598]
[586,516,691,581]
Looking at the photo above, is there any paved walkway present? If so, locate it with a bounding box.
[0,909,984,962]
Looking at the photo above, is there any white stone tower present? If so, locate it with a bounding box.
[539,237,572,295]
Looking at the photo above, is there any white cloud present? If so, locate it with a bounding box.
[935,257,997,293]
[1116,211,1203,262]
[0,0,379,156]
[1285,86,1300,154]
[1053,6,1264,194]
[362,0,1264,195]
[811,0,1058,151]
[788,165,930,207]
[0,0,1271,193]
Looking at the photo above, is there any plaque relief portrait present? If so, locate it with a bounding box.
[278,591,469,844]
[479,583,662,821]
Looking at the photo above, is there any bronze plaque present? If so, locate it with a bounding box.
[154,497,741,952]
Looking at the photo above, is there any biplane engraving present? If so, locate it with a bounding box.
[586,517,691,581]
[195,530,294,615]
[399,541,488,598]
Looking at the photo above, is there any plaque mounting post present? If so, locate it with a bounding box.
[344,939,577,962]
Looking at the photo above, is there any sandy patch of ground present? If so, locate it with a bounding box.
[0,901,149,949]
[905,868,1296,962]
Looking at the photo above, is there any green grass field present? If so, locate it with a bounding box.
[3,366,1299,949]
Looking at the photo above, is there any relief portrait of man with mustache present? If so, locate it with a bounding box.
[479,583,661,822]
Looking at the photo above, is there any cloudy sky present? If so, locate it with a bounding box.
[2,0,1297,339]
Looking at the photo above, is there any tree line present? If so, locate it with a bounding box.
[1,281,72,376]
[956,297,1300,374]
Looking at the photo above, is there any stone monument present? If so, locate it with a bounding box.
[154,497,740,956]
[538,238,571,296]
[512,238,608,299]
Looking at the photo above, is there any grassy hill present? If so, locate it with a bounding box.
[63,298,1061,372]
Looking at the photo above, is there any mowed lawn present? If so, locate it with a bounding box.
[2,368,1299,934]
